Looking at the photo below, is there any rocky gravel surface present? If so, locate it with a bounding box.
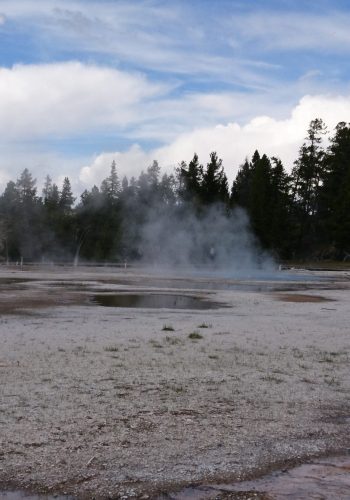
[0,266,349,499]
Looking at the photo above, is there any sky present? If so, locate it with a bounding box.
[1,0,350,194]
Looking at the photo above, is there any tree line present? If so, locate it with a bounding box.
[0,118,350,263]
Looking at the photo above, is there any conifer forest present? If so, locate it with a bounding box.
[1,119,350,264]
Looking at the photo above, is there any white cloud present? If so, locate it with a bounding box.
[0,13,6,24]
[79,93,350,190]
[0,61,294,146]
[79,144,152,188]
[0,62,165,140]
[1,92,350,197]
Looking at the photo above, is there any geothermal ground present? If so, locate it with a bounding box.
[0,265,350,499]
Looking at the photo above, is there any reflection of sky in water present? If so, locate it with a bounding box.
[93,293,223,310]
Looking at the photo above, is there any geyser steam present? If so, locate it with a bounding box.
[138,203,275,275]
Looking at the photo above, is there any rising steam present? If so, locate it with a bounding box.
[138,204,275,276]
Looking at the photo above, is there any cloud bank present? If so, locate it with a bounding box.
[80,93,350,189]
[0,62,164,140]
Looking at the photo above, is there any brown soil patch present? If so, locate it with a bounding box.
[0,288,87,315]
[274,293,333,303]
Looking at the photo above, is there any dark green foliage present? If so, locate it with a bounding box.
[60,177,75,213]
[269,157,293,257]
[100,160,120,201]
[188,331,203,340]
[249,152,273,247]
[231,151,292,255]
[321,122,350,255]
[231,158,252,208]
[291,118,327,254]
[177,153,203,204]
[0,120,350,262]
[201,152,229,205]
[1,170,43,260]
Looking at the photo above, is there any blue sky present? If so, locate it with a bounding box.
[1,0,350,192]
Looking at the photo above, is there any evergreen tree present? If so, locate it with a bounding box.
[321,122,350,255]
[42,175,53,204]
[12,169,44,260]
[248,152,273,247]
[231,152,292,254]
[0,181,20,260]
[177,153,203,203]
[16,168,37,203]
[231,159,253,208]
[59,177,75,213]
[291,118,327,253]
[201,152,228,204]
[101,160,121,200]
[269,157,293,256]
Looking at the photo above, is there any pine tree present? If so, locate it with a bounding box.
[177,153,203,203]
[248,152,273,247]
[101,160,121,200]
[42,175,53,204]
[0,181,20,260]
[322,122,350,254]
[13,169,43,259]
[291,118,327,253]
[231,159,253,208]
[59,177,75,213]
[269,157,293,256]
[16,168,37,203]
[201,152,228,204]
[292,119,327,216]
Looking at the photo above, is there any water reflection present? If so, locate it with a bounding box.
[93,293,224,310]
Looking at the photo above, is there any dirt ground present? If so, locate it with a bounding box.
[0,265,349,499]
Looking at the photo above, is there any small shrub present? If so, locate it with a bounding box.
[261,374,284,384]
[162,324,174,331]
[188,331,203,340]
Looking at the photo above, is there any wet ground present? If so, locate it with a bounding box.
[92,293,225,310]
[0,268,347,316]
[0,492,73,500]
[159,455,350,499]
[3,454,350,499]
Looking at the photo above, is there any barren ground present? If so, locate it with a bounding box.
[0,265,349,499]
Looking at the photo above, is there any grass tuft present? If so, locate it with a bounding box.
[162,324,174,331]
[189,331,203,340]
[104,346,119,352]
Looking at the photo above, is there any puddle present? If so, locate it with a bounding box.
[92,293,225,310]
[0,278,32,285]
[0,492,74,499]
[159,455,350,499]
[0,274,344,296]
